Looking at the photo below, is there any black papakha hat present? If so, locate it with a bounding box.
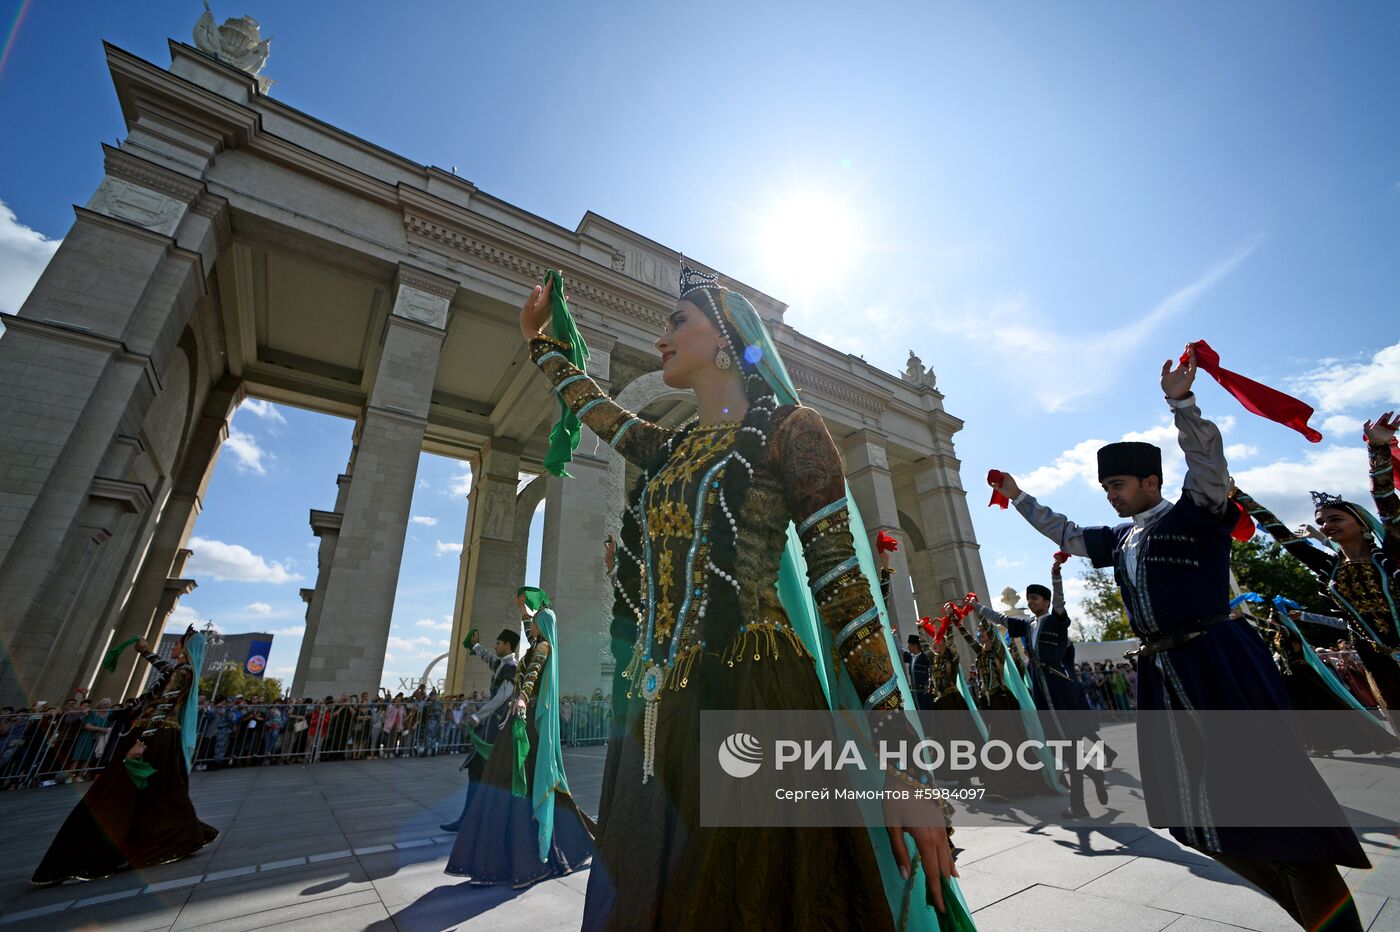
[1097,441,1163,481]
[497,629,521,650]
[1026,584,1051,600]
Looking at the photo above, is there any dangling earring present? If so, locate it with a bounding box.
[715,348,732,370]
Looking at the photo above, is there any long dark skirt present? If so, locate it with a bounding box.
[1354,637,1400,716]
[31,727,217,884]
[1137,619,1368,867]
[445,711,595,885]
[1280,666,1399,755]
[982,692,1056,797]
[929,689,983,785]
[582,647,901,932]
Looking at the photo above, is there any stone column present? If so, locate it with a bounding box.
[537,327,620,698]
[908,455,989,609]
[448,439,526,698]
[91,380,238,700]
[290,479,347,697]
[840,430,918,635]
[297,266,454,698]
[446,472,541,697]
[26,480,154,703]
[0,142,225,708]
[539,456,614,698]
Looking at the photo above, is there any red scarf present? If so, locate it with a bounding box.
[987,469,1010,509]
[921,615,952,645]
[1183,340,1322,442]
[876,531,900,553]
[1229,499,1257,543]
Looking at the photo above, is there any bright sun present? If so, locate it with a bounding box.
[755,189,860,299]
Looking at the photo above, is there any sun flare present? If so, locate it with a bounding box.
[755,189,861,300]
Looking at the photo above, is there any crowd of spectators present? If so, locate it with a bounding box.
[0,685,612,789]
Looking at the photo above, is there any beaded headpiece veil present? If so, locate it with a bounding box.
[675,264,975,927]
[1310,491,1385,545]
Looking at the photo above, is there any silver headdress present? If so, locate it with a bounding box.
[1310,491,1346,509]
[679,263,720,298]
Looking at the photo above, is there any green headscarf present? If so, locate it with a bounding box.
[518,586,551,613]
[699,286,976,929]
[541,270,590,478]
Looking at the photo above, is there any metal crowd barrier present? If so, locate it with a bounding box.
[0,698,614,789]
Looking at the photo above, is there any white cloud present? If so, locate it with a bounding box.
[1016,416,1246,501]
[1320,414,1364,438]
[386,634,445,660]
[224,427,269,475]
[271,665,294,676]
[933,238,1261,412]
[0,200,60,314]
[435,540,463,556]
[245,601,273,615]
[1231,445,1372,528]
[449,464,473,497]
[237,398,287,425]
[188,536,304,583]
[416,617,454,631]
[169,603,201,626]
[1291,342,1400,414]
[271,625,305,636]
[993,555,1023,569]
[410,515,439,526]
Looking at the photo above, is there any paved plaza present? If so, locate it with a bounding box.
[1,733,1397,931]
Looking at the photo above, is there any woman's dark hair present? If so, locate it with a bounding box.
[611,286,779,678]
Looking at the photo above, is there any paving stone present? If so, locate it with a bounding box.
[970,883,1180,932]
[1078,856,1297,931]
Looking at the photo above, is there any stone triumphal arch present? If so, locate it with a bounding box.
[0,38,988,706]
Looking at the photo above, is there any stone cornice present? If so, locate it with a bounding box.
[102,144,206,204]
[164,578,199,597]
[0,310,164,399]
[396,263,459,301]
[89,477,154,514]
[787,364,890,415]
[107,42,260,152]
[309,509,343,535]
[402,204,671,330]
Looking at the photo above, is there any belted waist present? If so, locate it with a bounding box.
[1125,614,1230,660]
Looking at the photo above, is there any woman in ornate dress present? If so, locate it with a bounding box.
[1233,412,1400,731]
[1262,610,1398,755]
[445,587,596,886]
[520,267,970,930]
[31,626,218,884]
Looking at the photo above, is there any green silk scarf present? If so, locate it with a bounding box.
[541,270,590,478]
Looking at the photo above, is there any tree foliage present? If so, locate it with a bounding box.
[1229,538,1331,614]
[197,664,284,703]
[1077,567,1134,642]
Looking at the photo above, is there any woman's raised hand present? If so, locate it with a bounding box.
[519,276,555,342]
[1363,411,1398,446]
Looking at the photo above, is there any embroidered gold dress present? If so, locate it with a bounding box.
[528,337,910,931]
[1235,442,1400,714]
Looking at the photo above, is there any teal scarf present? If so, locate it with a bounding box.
[528,607,569,861]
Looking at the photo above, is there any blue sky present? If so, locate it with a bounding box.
[2,2,1398,689]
